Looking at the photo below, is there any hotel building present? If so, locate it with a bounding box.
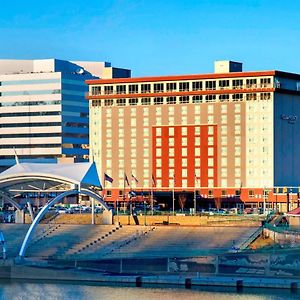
[0,59,130,172]
[87,61,300,212]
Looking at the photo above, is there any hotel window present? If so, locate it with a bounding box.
[208,136,214,145]
[235,125,241,135]
[219,94,229,102]
[131,149,137,157]
[154,83,164,93]
[235,104,241,113]
[179,96,189,104]
[167,96,177,104]
[130,108,136,116]
[119,149,124,157]
[232,94,243,101]
[221,136,227,145]
[169,158,174,167]
[182,179,188,188]
[106,118,111,127]
[221,104,227,113]
[104,86,113,94]
[182,137,187,146]
[169,137,174,146]
[195,148,200,156]
[235,168,241,177]
[156,169,162,178]
[195,116,201,123]
[156,148,161,157]
[208,168,214,177]
[119,159,124,168]
[129,84,138,93]
[195,137,200,146]
[195,158,200,166]
[168,106,174,115]
[192,81,203,91]
[169,148,174,156]
[169,127,174,135]
[156,138,162,146]
[208,126,214,135]
[221,126,227,135]
[141,97,151,105]
[246,79,257,88]
[235,147,241,155]
[168,116,174,124]
[144,148,149,156]
[154,97,164,105]
[107,139,112,147]
[208,147,214,156]
[179,82,189,91]
[205,81,216,90]
[246,93,257,101]
[192,95,203,103]
[129,98,138,105]
[233,79,243,89]
[143,138,149,147]
[118,128,124,137]
[91,86,101,95]
[221,147,227,156]
[107,129,112,138]
[248,190,255,198]
[118,109,124,117]
[260,78,271,87]
[221,168,227,177]
[131,118,136,126]
[106,149,112,158]
[104,99,113,106]
[182,158,187,167]
[235,136,241,145]
[156,127,161,136]
[156,117,162,125]
[221,157,227,166]
[143,118,149,126]
[195,126,200,134]
[116,98,126,106]
[182,169,188,177]
[235,115,241,123]
[116,85,126,94]
[182,127,187,135]
[195,106,201,114]
[182,148,187,156]
[166,82,177,91]
[182,116,187,124]
[205,95,216,102]
[208,105,214,114]
[219,80,230,89]
[221,190,227,197]
[208,189,214,198]
[141,84,151,93]
[235,157,241,166]
[260,92,271,100]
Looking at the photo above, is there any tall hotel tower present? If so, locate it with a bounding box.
[0,59,130,172]
[87,61,300,212]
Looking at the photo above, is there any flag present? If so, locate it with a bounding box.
[104,173,113,183]
[152,174,156,187]
[131,174,138,183]
[124,173,130,186]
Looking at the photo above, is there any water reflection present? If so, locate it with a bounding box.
[0,281,297,300]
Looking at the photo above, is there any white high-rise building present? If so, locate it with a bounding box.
[0,59,130,171]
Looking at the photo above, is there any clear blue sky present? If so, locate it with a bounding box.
[0,0,299,76]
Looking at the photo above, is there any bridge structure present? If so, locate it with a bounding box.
[0,161,113,258]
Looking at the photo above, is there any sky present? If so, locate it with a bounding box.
[0,0,299,77]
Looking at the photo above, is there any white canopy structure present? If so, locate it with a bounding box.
[0,162,113,258]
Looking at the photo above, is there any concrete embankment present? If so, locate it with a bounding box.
[36,213,263,227]
[0,264,299,291]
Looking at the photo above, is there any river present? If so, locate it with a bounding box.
[0,281,298,300]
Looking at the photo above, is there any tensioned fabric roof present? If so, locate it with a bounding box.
[0,162,102,192]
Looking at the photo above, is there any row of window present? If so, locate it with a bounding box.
[0,100,61,107]
[0,132,89,138]
[91,93,272,107]
[91,78,272,95]
[0,122,88,128]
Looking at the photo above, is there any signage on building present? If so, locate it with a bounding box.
[281,114,297,124]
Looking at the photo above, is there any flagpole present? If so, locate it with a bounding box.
[172,173,175,216]
[194,175,197,216]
